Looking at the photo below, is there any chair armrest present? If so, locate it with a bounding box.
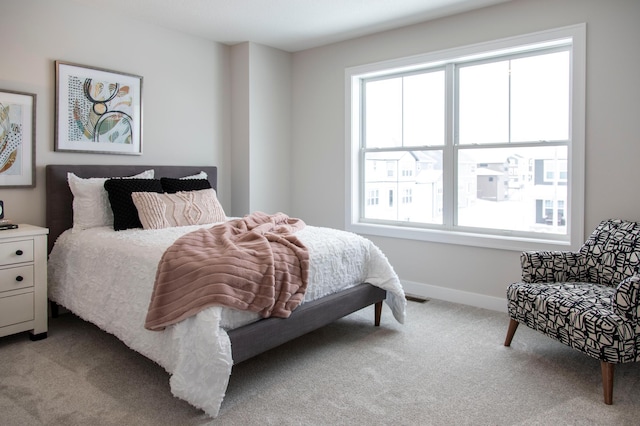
[520,251,584,283]
[613,275,640,321]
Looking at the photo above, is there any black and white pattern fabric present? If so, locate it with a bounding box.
[508,219,640,364]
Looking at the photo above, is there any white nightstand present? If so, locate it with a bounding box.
[0,224,49,340]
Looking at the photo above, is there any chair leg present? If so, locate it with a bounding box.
[504,318,519,346]
[601,361,614,405]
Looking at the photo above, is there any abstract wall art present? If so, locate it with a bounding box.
[0,89,36,188]
[55,61,142,155]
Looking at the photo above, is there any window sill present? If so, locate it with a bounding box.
[346,221,576,252]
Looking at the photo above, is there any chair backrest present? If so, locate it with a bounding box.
[579,219,640,286]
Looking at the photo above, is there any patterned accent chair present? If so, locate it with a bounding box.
[505,219,640,404]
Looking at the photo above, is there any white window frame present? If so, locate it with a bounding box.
[345,24,586,252]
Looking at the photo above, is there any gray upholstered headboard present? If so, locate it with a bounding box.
[45,165,218,253]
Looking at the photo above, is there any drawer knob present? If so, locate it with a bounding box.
[15,249,23,256]
[16,275,24,282]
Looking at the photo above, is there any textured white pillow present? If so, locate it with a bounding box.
[68,169,154,231]
[131,188,226,229]
[181,171,208,180]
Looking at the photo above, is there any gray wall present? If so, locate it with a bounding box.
[230,42,292,217]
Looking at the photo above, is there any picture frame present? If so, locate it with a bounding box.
[55,61,143,155]
[0,89,36,188]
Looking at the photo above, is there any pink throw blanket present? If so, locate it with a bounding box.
[145,212,309,331]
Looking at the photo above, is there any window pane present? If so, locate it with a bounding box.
[365,78,402,148]
[364,150,443,224]
[459,51,570,145]
[458,61,509,144]
[511,51,569,142]
[403,71,445,146]
[457,145,567,234]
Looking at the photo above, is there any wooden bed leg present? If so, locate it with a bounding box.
[504,318,519,346]
[601,361,614,405]
[374,301,382,326]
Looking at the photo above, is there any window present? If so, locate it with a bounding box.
[386,161,396,177]
[540,199,565,226]
[543,159,568,183]
[366,189,379,206]
[402,188,413,204]
[346,25,586,251]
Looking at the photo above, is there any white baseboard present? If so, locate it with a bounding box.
[401,280,507,313]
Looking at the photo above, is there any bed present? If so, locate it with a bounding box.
[45,164,406,417]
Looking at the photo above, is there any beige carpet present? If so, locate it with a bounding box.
[2,299,640,425]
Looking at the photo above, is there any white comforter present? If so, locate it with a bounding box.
[48,222,406,417]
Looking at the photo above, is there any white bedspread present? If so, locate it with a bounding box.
[48,223,406,417]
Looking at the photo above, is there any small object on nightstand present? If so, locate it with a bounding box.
[0,202,18,230]
[0,219,18,231]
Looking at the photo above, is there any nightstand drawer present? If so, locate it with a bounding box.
[0,292,34,328]
[0,240,34,266]
[0,265,34,293]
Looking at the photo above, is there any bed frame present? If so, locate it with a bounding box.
[45,164,386,363]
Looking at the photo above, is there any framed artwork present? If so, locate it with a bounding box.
[0,89,36,188]
[55,61,143,155]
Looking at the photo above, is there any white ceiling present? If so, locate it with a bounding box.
[70,0,511,52]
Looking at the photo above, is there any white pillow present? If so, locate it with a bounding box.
[68,169,154,231]
[181,171,208,180]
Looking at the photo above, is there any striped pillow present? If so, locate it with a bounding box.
[131,188,226,229]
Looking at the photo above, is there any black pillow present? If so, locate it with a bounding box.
[104,179,163,230]
[161,177,211,194]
